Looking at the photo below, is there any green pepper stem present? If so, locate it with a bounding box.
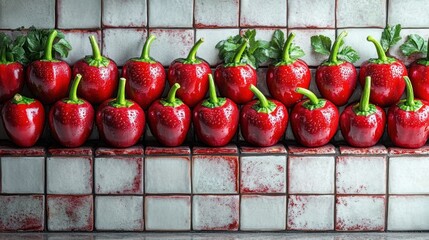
[359,76,371,112]
[115,78,127,106]
[166,83,180,104]
[44,30,57,60]
[208,74,218,104]
[404,76,415,107]
[282,32,295,63]
[140,34,156,60]
[250,84,269,108]
[233,40,248,64]
[186,38,204,62]
[89,35,102,61]
[0,47,6,63]
[328,31,348,64]
[296,87,320,105]
[69,74,82,102]
[367,36,387,62]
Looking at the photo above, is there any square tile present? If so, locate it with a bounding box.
[0,0,55,28]
[95,145,145,156]
[62,30,101,65]
[194,0,238,28]
[95,196,144,231]
[192,144,238,155]
[1,157,44,193]
[336,156,387,194]
[239,143,287,155]
[145,156,191,194]
[337,0,386,28]
[192,155,238,194]
[47,157,93,194]
[288,0,335,28]
[192,195,239,231]
[103,28,147,66]
[240,156,286,193]
[0,195,45,231]
[336,195,386,231]
[57,0,101,29]
[240,195,286,231]
[148,0,193,27]
[145,196,191,231]
[195,29,240,66]
[240,0,286,27]
[388,0,429,28]
[47,195,93,231]
[389,156,429,194]
[288,156,335,194]
[102,0,147,27]
[388,196,429,231]
[148,29,194,66]
[287,195,334,231]
[287,144,336,155]
[95,157,143,194]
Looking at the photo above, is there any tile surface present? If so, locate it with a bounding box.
[1,157,44,194]
[102,0,147,27]
[240,195,286,231]
[388,195,429,231]
[148,0,193,28]
[240,0,286,27]
[194,0,239,28]
[145,196,191,231]
[47,195,93,231]
[388,0,429,27]
[337,0,386,28]
[0,195,45,231]
[57,0,101,29]
[192,195,239,231]
[389,156,429,194]
[288,0,335,28]
[0,0,55,28]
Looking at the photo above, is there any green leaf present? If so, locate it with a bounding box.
[381,24,402,52]
[338,46,360,63]
[289,44,305,60]
[400,34,427,57]
[53,38,72,58]
[311,35,332,56]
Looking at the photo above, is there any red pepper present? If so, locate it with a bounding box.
[193,74,239,147]
[0,47,24,103]
[49,74,94,148]
[291,88,339,147]
[1,94,45,147]
[387,76,429,148]
[340,76,386,147]
[240,84,287,147]
[123,35,166,110]
[407,37,429,102]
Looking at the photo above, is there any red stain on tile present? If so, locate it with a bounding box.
[145,145,191,155]
[48,146,93,156]
[388,145,429,155]
[0,195,44,231]
[288,144,336,155]
[0,143,45,156]
[124,158,143,194]
[47,195,93,231]
[193,144,238,155]
[339,145,387,155]
[240,143,287,154]
[95,145,144,156]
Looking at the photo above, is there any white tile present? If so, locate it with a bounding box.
[337,0,386,28]
[148,0,193,28]
[240,156,287,193]
[47,157,92,194]
[47,195,93,231]
[389,156,429,194]
[0,0,55,28]
[0,195,45,231]
[95,196,144,231]
[287,195,334,231]
[388,0,429,28]
[145,156,191,194]
[240,0,286,27]
[57,0,101,29]
[336,156,386,194]
[194,0,239,27]
[193,156,238,194]
[288,156,335,194]
[240,195,286,231]
[145,196,191,231]
[95,157,143,194]
[103,28,147,66]
[1,157,44,194]
[388,196,429,231]
[195,29,239,66]
[389,29,429,65]
[336,196,386,231]
[192,195,239,231]
[102,0,147,27]
[62,30,101,65]
[148,29,194,66]
[288,0,335,28]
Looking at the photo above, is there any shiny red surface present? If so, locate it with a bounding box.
[408,61,429,102]
[0,62,24,103]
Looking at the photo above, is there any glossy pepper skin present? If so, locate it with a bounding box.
[168,38,210,107]
[215,40,257,104]
[316,31,357,106]
[27,30,71,104]
[359,36,407,107]
[96,78,145,148]
[266,33,311,108]
[340,76,386,147]
[0,50,24,103]
[387,76,429,148]
[1,94,45,147]
[291,88,339,147]
[123,35,166,110]
[147,83,191,147]
[240,85,287,147]
[49,74,94,148]
[408,40,429,102]
[193,74,239,147]
[72,35,118,104]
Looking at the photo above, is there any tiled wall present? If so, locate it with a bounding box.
[2,0,429,233]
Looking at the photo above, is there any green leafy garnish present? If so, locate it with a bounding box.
[215,29,270,68]
[310,35,359,63]
[0,33,27,64]
[400,34,428,57]
[380,24,402,53]
[267,30,304,62]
